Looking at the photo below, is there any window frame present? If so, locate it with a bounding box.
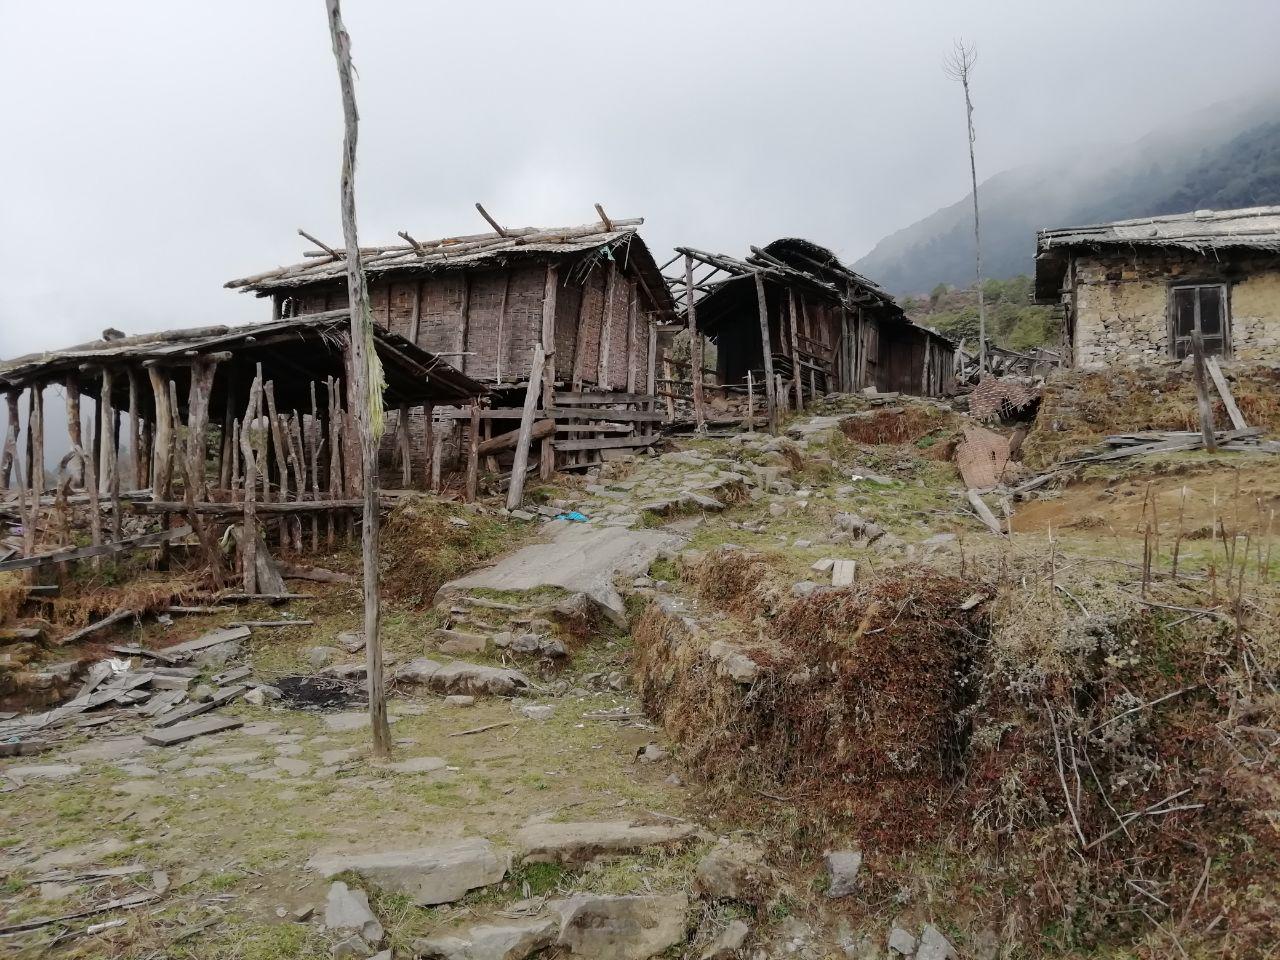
[1166,280,1232,360]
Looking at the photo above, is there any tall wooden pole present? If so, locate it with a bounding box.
[326,0,391,758]
[684,254,705,432]
[1190,330,1218,453]
[539,264,558,481]
[0,391,17,491]
[65,380,83,487]
[753,272,779,434]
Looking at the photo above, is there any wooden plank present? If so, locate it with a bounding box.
[0,525,192,574]
[144,713,243,746]
[966,490,1004,536]
[107,644,181,666]
[1190,331,1218,452]
[553,391,652,405]
[552,435,660,453]
[546,407,664,423]
[685,253,705,430]
[166,626,251,655]
[151,685,246,728]
[1205,357,1248,430]
[477,419,554,456]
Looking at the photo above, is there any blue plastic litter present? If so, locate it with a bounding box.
[556,511,589,523]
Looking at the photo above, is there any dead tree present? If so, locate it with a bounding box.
[326,0,391,758]
[944,39,987,375]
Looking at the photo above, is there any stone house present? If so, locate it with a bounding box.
[1034,206,1280,367]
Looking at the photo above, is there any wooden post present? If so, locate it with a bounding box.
[495,271,511,384]
[457,272,471,375]
[746,371,755,432]
[326,377,343,545]
[126,368,141,490]
[540,264,559,481]
[507,343,545,511]
[1190,330,1218,453]
[662,355,676,421]
[754,272,779,434]
[408,279,423,344]
[625,281,639,393]
[29,384,44,501]
[398,405,412,487]
[240,373,263,591]
[598,262,616,388]
[327,0,391,759]
[422,403,435,491]
[264,380,291,544]
[684,254,706,431]
[464,400,481,503]
[0,391,17,491]
[98,369,115,497]
[76,412,102,564]
[788,290,804,412]
[147,366,174,564]
[65,380,83,487]
[187,359,219,503]
[646,321,658,399]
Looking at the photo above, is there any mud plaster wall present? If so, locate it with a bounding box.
[1072,249,1280,367]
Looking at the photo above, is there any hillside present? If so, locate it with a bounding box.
[855,94,1280,295]
[902,275,1060,351]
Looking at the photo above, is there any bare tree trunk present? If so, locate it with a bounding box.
[945,41,987,375]
[326,0,391,759]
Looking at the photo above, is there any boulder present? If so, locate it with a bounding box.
[551,892,688,959]
[428,662,531,697]
[916,924,958,960]
[700,918,750,959]
[515,821,695,866]
[394,658,443,684]
[520,704,554,721]
[309,838,508,906]
[435,630,488,655]
[824,849,862,898]
[445,695,475,708]
[694,843,773,904]
[324,881,383,951]
[413,915,559,960]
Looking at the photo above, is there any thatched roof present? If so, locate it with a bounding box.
[225,217,677,320]
[1034,206,1280,301]
[0,313,485,408]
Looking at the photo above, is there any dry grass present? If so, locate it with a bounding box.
[839,405,954,446]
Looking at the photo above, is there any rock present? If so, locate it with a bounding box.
[811,558,835,573]
[707,641,759,683]
[916,924,957,960]
[337,630,366,654]
[445,695,475,708]
[5,763,81,781]
[824,850,862,898]
[791,580,819,598]
[324,711,374,732]
[428,662,531,697]
[520,704,554,721]
[275,757,312,777]
[831,560,857,588]
[308,646,339,670]
[509,633,543,655]
[448,517,470,527]
[324,881,383,948]
[510,509,536,521]
[332,934,376,959]
[435,630,488,655]
[694,843,772,903]
[551,892,688,960]
[191,683,215,703]
[309,838,509,906]
[793,539,812,548]
[888,926,917,956]
[700,918,750,959]
[383,756,447,775]
[394,658,443,684]
[413,915,559,960]
[638,743,667,763]
[516,821,695,865]
[540,637,567,658]
[244,685,281,706]
[322,662,368,680]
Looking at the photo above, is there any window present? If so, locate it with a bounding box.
[1169,283,1229,359]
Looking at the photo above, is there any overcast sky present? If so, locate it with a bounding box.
[3,0,1279,359]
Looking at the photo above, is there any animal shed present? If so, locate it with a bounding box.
[665,239,955,424]
[0,315,483,588]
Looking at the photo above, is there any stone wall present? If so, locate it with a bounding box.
[1072,248,1280,368]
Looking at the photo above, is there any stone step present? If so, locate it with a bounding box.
[514,820,696,866]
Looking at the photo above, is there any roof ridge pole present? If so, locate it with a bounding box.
[325,0,391,759]
[684,254,706,433]
[944,39,986,376]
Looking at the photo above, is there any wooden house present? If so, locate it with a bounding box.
[226,213,678,473]
[667,239,955,424]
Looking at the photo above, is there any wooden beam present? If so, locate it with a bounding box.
[506,343,545,510]
[1190,331,1218,452]
[553,435,659,453]
[478,418,555,456]
[29,384,44,501]
[474,202,508,236]
[598,261,617,388]
[0,524,193,573]
[1205,356,1247,430]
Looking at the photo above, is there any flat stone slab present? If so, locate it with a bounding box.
[324,712,372,732]
[142,714,242,747]
[414,915,558,960]
[4,763,82,781]
[551,892,689,959]
[441,523,683,625]
[308,838,509,906]
[515,821,696,865]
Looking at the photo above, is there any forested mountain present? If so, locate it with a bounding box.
[854,94,1280,295]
